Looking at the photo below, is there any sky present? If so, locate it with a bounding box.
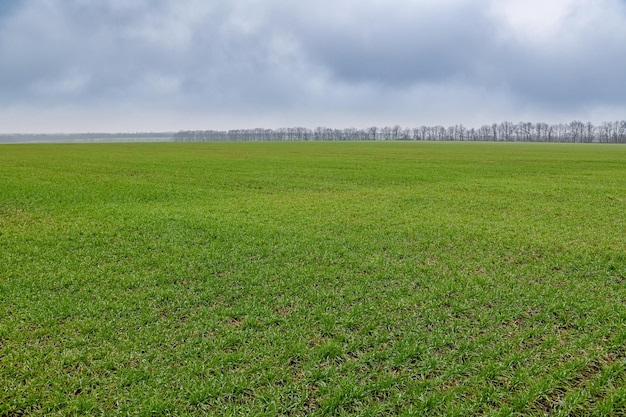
[1,0,625,133]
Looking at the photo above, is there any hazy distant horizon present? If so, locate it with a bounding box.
[3,119,626,144]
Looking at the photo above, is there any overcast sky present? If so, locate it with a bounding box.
[1,0,625,133]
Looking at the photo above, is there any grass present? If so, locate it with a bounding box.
[0,141,625,416]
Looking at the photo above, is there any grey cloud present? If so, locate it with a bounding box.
[495,28,626,110]
[0,0,312,109]
[283,1,499,87]
[0,0,20,20]
[281,0,626,112]
[1,0,626,132]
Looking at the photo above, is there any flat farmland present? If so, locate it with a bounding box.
[1,142,625,416]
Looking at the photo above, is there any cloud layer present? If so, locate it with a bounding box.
[1,0,625,132]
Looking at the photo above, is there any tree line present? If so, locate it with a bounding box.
[174,120,626,143]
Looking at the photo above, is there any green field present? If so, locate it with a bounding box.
[1,142,625,416]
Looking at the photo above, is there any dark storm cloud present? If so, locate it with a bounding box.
[281,0,626,110]
[0,1,188,101]
[0,0,20,19]
[0,1,314,109]
[1,0,626,132]
[502,33,626,109]
[284,2,499,87]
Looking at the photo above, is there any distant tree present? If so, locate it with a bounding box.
[570,121,585,143]
[367,126,377,141]
[618,121,626,143]
[170,118,626,143]
[498,122,513,141]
